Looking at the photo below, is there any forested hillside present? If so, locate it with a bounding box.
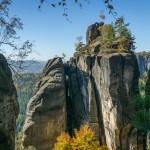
[13,73,41,134]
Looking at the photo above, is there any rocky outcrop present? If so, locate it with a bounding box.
[0,54,19,150]
[22,53,144,150]
[86,22,104,44]
[65,57,99,138]
[136,52,150,76]
[22,57,66,150]
[91,53,141,150]
[65,53,143,150]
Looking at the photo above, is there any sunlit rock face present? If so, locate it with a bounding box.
[0,54,19,150]
[22,53,144,150]
[66,53,144,150]
[91,53,140,150]
[22,57,66,150]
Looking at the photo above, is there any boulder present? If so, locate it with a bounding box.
[0,54,19,150]
[22,57,66,150]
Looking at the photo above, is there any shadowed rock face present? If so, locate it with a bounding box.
[0,54,19,150]
[86,22,100,44]
[22,57,66,150]
[136,53,150,76]
[65,57,100,139]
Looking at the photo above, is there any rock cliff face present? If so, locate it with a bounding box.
[66,53,143,150]
[136,52,150,76]
[22,52,144,150]
[22,57,66,150]
[65,57,99,138]
[0,54,19,150]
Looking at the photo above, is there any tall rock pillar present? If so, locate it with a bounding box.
[22,57,66,150]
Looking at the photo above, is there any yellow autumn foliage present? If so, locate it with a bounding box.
[53,124,108,150]
[53,132,72,150]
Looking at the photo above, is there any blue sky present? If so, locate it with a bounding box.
[9,0,150,60]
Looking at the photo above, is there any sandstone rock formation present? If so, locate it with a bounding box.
[0,54,19,150]
[148,58,150,71]
[136,52,150,75]
[90,53,141,150]
[86,22,104,44]
[64,57,99,140]
[22,57,66,150]
[21,21,147,149]
[65,53,143,150]
[23,53,144,150]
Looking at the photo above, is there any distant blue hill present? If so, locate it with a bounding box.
[22,60,46,73]
[9,60,47,74]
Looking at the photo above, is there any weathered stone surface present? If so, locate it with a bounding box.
[66,53,143,149]
[22,52,144,149]
[136,53,150,76]
[0,54,19,150]
[147,58,150,71]
[86,22,103,44]
[65,56,100,139]
[22,57,66,150]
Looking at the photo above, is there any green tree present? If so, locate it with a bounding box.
[132,71,150,149]
[75,36,84,51]
[133,95,150,133]
[0,0,33,72]
[132,95,150,149]
[114,17,135,51]
[145,70,150,96]
[14,73,41,134]
[100,24,115,49]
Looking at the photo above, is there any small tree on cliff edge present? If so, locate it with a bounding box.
[100,24,115,49]
[98,17,135,53]
[114,17,135,51]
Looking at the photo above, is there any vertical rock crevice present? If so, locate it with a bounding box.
[65,53,142,149]
[90,56,106,144]
[65,57,89,131]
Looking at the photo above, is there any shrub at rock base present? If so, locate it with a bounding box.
[147,144,150,150]
[53,124,108,150]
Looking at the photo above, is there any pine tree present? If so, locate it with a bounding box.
[132,71,150,149]
[145,70,150,96]
[100,24,115,49]
[114,17,135,51]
